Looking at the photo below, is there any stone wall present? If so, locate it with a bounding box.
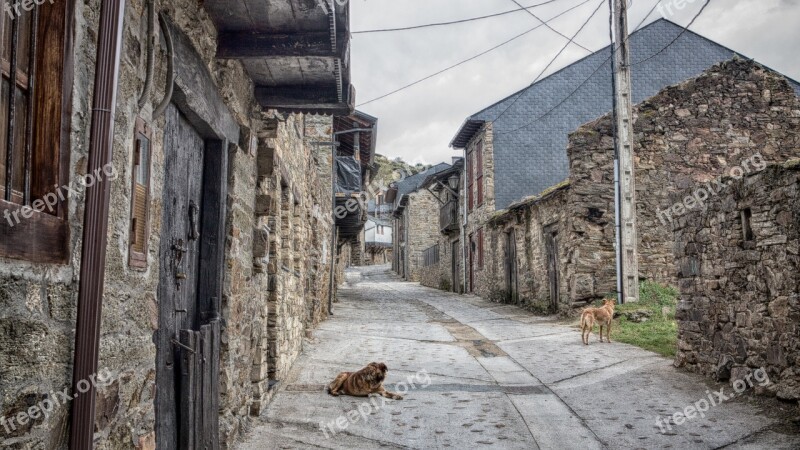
[403,190,441,282]
[0,1,337,448]
[673,162,800,400]
[483,184,570,312]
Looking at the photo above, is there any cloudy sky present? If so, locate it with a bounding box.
[349,0,800,165]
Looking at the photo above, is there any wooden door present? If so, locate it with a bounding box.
[505,230,518,304]
[544,227,560,312]
[156,105,221,450]
[451,240,459,293]
[468,234,475,293]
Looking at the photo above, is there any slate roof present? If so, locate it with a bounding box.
[451,19,800,210]
[391,163,452,213]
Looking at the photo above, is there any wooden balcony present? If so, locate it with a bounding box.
[440,200,459,234]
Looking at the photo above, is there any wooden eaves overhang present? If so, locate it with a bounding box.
[208,0,354,116]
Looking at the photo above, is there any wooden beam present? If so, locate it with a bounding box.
[217,31,348,59]
[255,84,354,115]
[164,17,240,143]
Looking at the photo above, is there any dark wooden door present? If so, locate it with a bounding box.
[451,240,459,293]
[156,105,220,450]
[468,234,475,293]
[544,228,560,312]
[505,230,518,304]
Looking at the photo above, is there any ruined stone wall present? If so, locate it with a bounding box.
[483,185,570,312]
[564,58,800,306]
[673,163,800,400]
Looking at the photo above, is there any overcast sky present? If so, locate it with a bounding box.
[349,0,800,165]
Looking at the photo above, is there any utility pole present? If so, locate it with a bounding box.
[612,0,639,303]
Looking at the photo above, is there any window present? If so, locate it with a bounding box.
[129,118,152,268]
[476,140,484,206]
[0,2,72,263]
[741,208,754,242]
[467,148,474,212]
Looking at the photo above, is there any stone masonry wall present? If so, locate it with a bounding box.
[0,1,336,449]
[673,163,800,400]
[404,190,441,283]
[464,123,496,297]
[484,184,570,312]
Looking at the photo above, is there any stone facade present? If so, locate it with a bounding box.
[0,1,344,449]
[463,123,496,297]
[394,190,440,282]
[673,162,800,400]
[467,59,800,313]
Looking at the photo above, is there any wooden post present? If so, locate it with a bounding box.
[612,0,639,303]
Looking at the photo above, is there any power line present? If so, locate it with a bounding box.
[631,0,710,66]
[352,0,563,34]
[492,0,606,124]
[495,0,710,137]
[356,0,593,108]
[509,0,592,52]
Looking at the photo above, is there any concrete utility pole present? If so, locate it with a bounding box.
[612,0,639,303]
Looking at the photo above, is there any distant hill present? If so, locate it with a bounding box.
[369,154,431,196]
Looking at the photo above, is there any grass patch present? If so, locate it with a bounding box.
[606,282,678,357]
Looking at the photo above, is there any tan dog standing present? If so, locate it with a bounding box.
[327,362,403,400]
[580,298,616,345]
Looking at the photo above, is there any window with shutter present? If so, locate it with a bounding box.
[0,1,73,263]
[129,118,152,269]
[476,140,484,206]
[467,148,474,212]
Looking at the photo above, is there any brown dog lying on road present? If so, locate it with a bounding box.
[580,298,616,345]
[327,362,403,400]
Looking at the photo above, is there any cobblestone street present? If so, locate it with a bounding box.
[238,265,799,449]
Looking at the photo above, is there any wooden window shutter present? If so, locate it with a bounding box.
[129,117,152,268]
[476,140,484,206]
[467,149,474,212]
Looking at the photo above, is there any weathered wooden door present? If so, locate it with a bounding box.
[156,105,221,450]
[468,234,475,293]
[505,230,518,304]
[544,227,560,312]
[451,240,459,293]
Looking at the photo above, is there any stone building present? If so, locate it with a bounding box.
[0,1,365,448]
[387,163,451,281]
[418,160,465,293]
[476,59,800,313]
[673,161,800,400]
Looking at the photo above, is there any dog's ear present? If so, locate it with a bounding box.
[378,362,388,372]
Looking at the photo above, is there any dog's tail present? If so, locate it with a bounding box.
[579,310,588,330]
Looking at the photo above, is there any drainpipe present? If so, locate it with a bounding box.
[461,147,468,294]
[70,0,126,449]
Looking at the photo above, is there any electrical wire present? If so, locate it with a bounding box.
[356,0,593,108]
[509,0,592,52]
[495,0,710,136]
[631,0,710,66]
[352,0,563,34]
[491,0,606,124]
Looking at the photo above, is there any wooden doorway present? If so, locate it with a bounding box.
[451,240,460,293]
[505,230,518,304]
[544,226,560,313]
[156,105,225,450]
[468,234,475,293]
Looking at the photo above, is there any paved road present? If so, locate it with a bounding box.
[238,265,799,449]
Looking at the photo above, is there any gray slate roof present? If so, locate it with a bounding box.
[396,163,452,198]
[453,19,800,210]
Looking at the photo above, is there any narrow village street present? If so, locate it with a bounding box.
[238,265,800,450]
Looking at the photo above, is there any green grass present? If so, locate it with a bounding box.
[607,282,678,357]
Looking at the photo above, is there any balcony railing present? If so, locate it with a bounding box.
[440,200,459,233]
